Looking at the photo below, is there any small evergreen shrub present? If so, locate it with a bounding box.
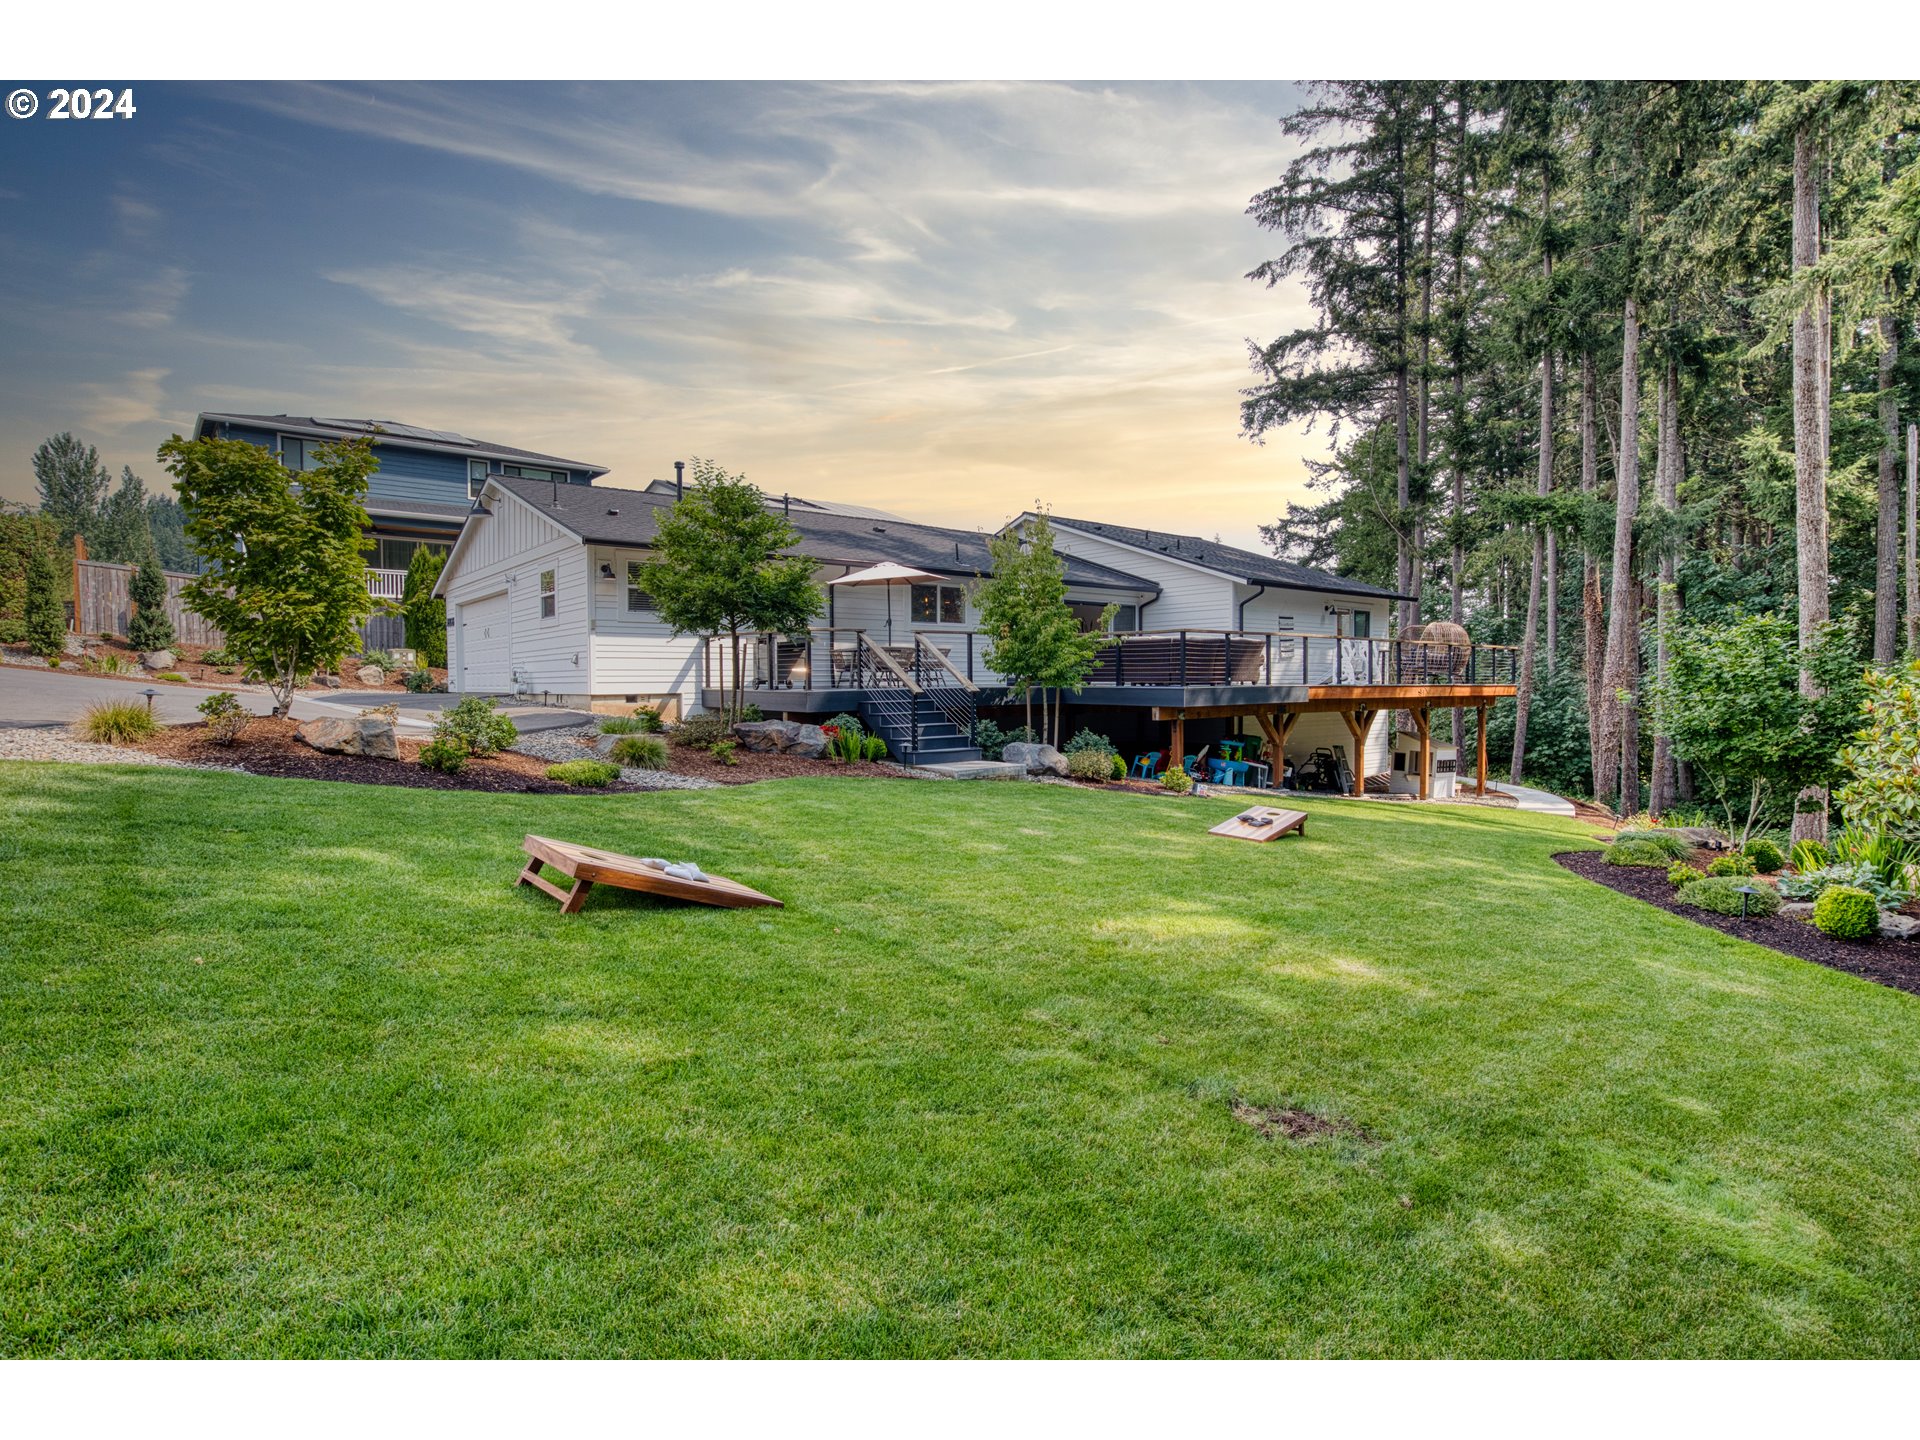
[1812,885,1879,940]
[401,668,444,693]
[417,737,468,773]
[1677,875,1781,918]
[709,739,740,766]
[1603,837,1678,868]
[545,759,621,788]
[671,712,733,749]
[196,691,250,744]
[199,647,234,666]
[78,699,157,743]
[359,649,394,671]
[1705,853,1757,878]
[826,712,864,739]
[433,696,516,757]
[1667,861,1704,888]
[126,554,177,652]
[23,545,64,660]
[1160,767,1193,794]
[1109,753,1128,781]
[1741,837,1787,874]
[609,734,668,770]
[1063,727,1115,756]
[154,671,189,683]
[1067,749,1112,781]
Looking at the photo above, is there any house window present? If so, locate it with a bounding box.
[277,435,323,472]
[539,569,556,619]
[910,584,965,624]
[468,460,489,498]
[626,561,654,613]
[503,464,567,484]
[1351,610,1371,637]
[1068,601,1135,632]
[362,537,449,571]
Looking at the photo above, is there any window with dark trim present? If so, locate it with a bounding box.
[1068,601,1134,632]
[468,460,489,498]
[626,561,654,613]
[539,569,556,619]
[503,463,567,483]
[910,583,965,624]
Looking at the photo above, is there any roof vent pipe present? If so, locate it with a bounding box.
[674,459,684,501]
[784,493,791,518]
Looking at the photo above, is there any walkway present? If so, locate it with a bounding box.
[1485,779,1577,817]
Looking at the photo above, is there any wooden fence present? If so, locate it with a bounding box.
[74,557,226,648]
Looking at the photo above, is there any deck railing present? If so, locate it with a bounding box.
[366,568,407,600]
[703,628,1518,693]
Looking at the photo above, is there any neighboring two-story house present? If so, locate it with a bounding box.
[191,412,607,647]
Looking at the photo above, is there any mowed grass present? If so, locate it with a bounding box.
[3,764,1919,1358]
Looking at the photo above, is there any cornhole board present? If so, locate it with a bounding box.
[516,834,783,914]
[1208,806,1308,843]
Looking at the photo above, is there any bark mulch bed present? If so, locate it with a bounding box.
[133,718,625,795]
[1555,848,1920,999]
[42,639,445,695]
[658,744,917,786]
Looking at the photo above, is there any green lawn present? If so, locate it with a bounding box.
[4,763,1918,1358]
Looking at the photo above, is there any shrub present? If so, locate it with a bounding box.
[1160,766,1193,794]
[1741,837,1787,874]
[359,649,394,672]
[1789,838,1831,873]
[600,709,661,735]
[1608,829,1691,859]
[739,703,763,722]
[401,546,448,669]
[154,671,189,683]
[23,544,65,660]
[199,647,234,666]
[1067,749,1112,781]
[1676,875,1781,918]
[401,668,444,694]
[1812,885,1880,940]
[1829,826,1920,891]
[126,554,176,652]
[197,691,250,744]
[1837,657,1920,843]
[1603,837,1679,868]
[78,698,157,744]
[433,696,516,757]
[861,734,887,762]
[1110,753,1128,781]
[973,718,1007,760]
[1667,861,1704,888]
[609,734,668,770]
[417,737,468,773]
[671,712,733,749]
[1062,727,1115,757]
[825,724,864,764]
[545,759,621,788]
[1778,861,1910,909]
[1705,853,1757,878]
[709,739,740,766]
[80,653,140,677]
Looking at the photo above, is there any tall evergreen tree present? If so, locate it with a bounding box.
[32,432,109,548]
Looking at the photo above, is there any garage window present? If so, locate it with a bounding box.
[539,569,556,619]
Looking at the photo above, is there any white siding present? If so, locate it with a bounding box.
[1043,528,1233,629]
[585,547,707,715]
[440,491,590,695]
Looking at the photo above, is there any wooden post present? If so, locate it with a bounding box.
[71,535,86,635]
[1476,704,1489,796]
[1169,712,1185,779]
[1339,708,1374,797]
[1253,709,1296,786]
[1412,706,1432,801]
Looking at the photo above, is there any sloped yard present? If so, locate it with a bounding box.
[3,763,1919,1356]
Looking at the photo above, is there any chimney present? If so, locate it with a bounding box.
[674,460,684,500]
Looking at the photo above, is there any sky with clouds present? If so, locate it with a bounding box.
[0,81,1320,547]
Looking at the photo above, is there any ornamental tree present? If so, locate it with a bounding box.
[636,460,822,724]
[402,545,448,669]
[1650,614,1867,845]
[159,431,379,715]
[23,541,65,660]
[126,552,176,652]
[974,511,1111,746]
[1836,659,1920,842]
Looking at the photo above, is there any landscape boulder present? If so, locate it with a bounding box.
[1881,912,1919,941]
[733,719,828,759]
[316,674,342,688]
[141,649,175,670]
[356,665,386,686]
[296,715,399,761]
[62,634,87,657]
[1002,741,1069,777]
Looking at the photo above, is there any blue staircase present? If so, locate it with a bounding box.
[860,686,982,766]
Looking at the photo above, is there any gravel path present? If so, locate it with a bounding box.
[509,726,721,790]
[0,725,245,772]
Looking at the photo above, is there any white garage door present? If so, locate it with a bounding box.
[458,591,513,693]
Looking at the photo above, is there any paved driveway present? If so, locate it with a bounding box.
[0,666,591,733]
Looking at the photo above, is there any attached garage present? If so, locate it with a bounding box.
[457,590,513,693]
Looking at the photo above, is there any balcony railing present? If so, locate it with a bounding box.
[705,628,1518,692]
[366,568,407,600]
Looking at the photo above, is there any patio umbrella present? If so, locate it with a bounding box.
[828,561,944,644]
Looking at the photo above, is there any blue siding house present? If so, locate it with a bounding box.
[191,413,609,620]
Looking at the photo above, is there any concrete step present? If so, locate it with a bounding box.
[899,745,985,766]
[913,757,1022,780]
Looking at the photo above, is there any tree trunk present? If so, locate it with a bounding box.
[1581,353,1605,796]
[729,627,744,725]
[1908,422,1919,657]
[1650,358,1681,816]
[1394,119,1415,633]
[1512,343,1554,783]
[1618,576,1646,819]
[1598,299,1642,815]
[1875,312,1900,663]
[1447,85,1468,753]
[1791,123,1831,846]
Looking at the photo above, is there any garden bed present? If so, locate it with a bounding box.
[1555,849,1920,998]
[521,725,923,786]
[1,638,448,694]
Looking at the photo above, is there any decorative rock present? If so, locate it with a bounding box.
[1002,741,1069,777]
[296,715,399,761]
[356,665,386,686]
[317,674,342,688]
[1779,902,1816,919]
[141,649,175,670]
[733,719,828,759]
[62,634,87,657]
[1880,912,1920,941]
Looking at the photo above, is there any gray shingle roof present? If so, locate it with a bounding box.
[196,413,608,477]
[1046,514,1409,601]
[490,478,1157,593]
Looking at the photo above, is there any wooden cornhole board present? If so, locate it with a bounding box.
[1208,806,1308,843]
[516,834,782,914]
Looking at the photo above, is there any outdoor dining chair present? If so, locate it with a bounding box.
[1129,749,1162,780]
